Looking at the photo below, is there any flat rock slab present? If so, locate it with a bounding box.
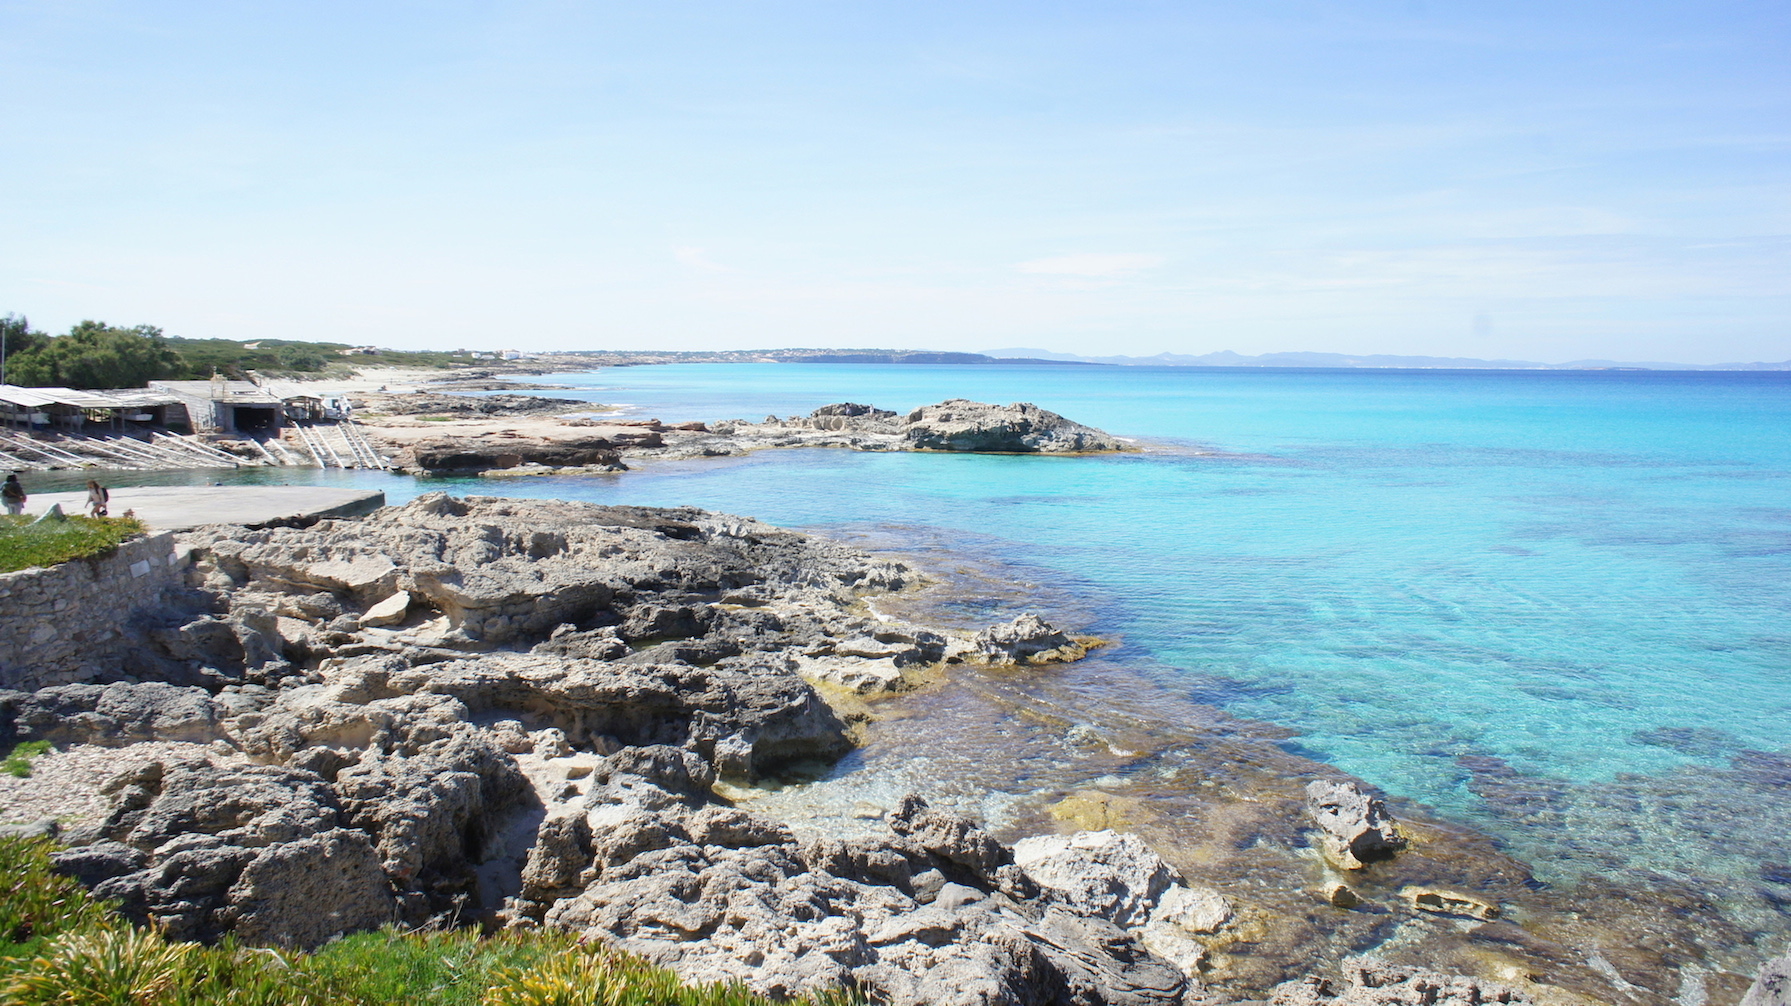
[24,486,385,532]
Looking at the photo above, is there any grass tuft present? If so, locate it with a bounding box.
[1,740,53,778]
[0,513,148,573]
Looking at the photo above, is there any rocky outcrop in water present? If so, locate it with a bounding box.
[903,399,1128,453]
[972,613,1090,665]
[1304,780,1403,870]
[378,399,1133,474]
[700,399,1129,455]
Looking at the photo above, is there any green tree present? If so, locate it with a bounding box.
[0,315,48,385]
[8,321,187,389]
[275,345,328,371]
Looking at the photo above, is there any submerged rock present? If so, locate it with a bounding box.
[1271,958,1529,1006]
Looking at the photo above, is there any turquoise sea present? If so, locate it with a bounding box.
[54,363,1791,966]
[556,367,1789,810]
[422,363,1790,894]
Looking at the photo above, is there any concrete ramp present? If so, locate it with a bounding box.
[26,485,385,532]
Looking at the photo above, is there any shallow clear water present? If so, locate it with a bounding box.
[533,363,1791,885]
[47,364,1791,893]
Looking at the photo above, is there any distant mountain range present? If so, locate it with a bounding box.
[979,348,1791,371]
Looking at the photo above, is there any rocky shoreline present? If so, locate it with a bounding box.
[4,358,1785,1004]
[0,492,1599,1006]
[369,398,1135,476]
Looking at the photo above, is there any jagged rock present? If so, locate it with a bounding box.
[1304,780,1403,869]
[218,827,396,949]
[72,756,395,947]
[904,400,1128,454]
[1744,946,1791,1006]
[1014,830,1180,929]
[390,654,851,781]
[972,613,1087,665]
[1269,958,1528,1006]
[889,795,1013,884]
[1012,828,1231,982]
[534,778,1184,1006]
[4,682,224,746]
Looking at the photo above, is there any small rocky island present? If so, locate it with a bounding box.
[376,398,1134,476]
[0,494,1542,1006]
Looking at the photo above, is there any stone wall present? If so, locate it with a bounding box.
[0,532,188,691]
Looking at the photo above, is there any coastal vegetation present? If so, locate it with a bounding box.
[0,741,51,779]
[0,314,464,389]
[0,835,862,1006]
[0,513,146,574]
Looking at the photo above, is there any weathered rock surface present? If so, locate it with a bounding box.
[392,436,627,475]
[1304,780,1403,869]
[1745,946,1791,1006]
[1270,958,1528,1006]
[904,399,1128,453]
[60,756,398,948]
[697,399,1131,456]
[973,613,1090,665]
[371,398,1129,476]
[519,761,1189,1006]
[2,682,224,746]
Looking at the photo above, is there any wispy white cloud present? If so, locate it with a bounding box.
[1015,253,1166,277]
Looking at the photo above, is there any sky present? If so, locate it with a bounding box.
[1,1,1787,363]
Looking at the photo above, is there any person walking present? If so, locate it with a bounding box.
[85,479,109,518]
[2,473,25,516]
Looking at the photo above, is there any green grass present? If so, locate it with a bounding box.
[1,741,52,779]
[0,836,868,1006]
[0,514,147,573]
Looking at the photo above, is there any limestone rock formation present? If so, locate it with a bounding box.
[619,399,1133,462]
[517,762,1188,1006]
[1,682,225,746]
[904,399,1128,453]
[972,613,1089,665]
[1270,958,1529,1006]
[1304,780,1403,869]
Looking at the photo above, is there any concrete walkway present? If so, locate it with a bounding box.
[22,485,386,532]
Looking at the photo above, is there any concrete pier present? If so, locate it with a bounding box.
[25,485,386,531]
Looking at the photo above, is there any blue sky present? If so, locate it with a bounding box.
[2,1,1786,362]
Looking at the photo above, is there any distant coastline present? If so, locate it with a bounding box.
[543,347,1791,372]
[981,346,1791,371]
